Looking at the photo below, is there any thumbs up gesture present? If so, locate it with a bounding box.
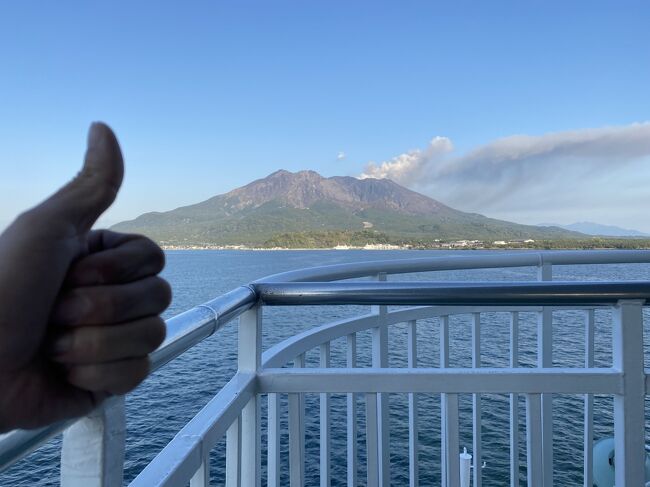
[0,123,170,431]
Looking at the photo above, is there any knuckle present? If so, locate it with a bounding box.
[151,277,172,308]
[83,329,106,358]
[104,288,122,322]
[145,318,167,351]
[125,235,165,275]
[68,364,101,390]
[143,238,166,272]
[113,359,150,394]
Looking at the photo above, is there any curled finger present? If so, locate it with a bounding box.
[66,357,151,395]
[68,231,165,286]
[53,276,172,326]
[50,316,166,364]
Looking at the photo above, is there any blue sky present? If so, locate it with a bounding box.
[1,1,649,231]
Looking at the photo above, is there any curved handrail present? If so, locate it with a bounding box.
[261,302,610,369]
[255,250,650,283]
[255,280,650,306]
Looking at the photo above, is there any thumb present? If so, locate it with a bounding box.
[34,122,124,235]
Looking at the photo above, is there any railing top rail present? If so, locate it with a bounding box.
[254,250,650,283]
[255,280,650,306]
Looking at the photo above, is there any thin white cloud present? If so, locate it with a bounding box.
[336,151,346,161]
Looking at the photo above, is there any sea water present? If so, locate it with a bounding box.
[2,250,649,486]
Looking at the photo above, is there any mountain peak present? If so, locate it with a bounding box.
[226,169,450,214]
[268,169,323,179]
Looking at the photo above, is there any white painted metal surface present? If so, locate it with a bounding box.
[2,251,650,487]
[538,262,554,487]
[471,312,482,487]
[319,342,331,487]
[289,353,305,486]
[371,272,390,487]
[407,319,419,487]
[613,300,646,486]
[583,309,595,487]
[226,417,241,487]
[510,311,520,487]
[346,333,358,487]
[60,396,125,487]
[238,306,262,487]
[460,447,472,487]
[267,395,280,487]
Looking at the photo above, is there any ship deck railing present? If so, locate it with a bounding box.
[2,250,650,486]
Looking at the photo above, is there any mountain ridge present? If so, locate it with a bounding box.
[112,170,582,245]
[538,221,648,237]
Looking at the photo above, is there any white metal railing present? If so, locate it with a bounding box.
[1,250,650,486]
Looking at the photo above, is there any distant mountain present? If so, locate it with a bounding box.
[538,221,649,237]
[113,170,582,245]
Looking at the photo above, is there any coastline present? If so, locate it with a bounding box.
[160,244,650,251]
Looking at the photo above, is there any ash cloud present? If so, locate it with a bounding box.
[360,136,453,185]
[359,122,650,210]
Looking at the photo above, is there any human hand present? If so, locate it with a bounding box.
[0,123,170,432]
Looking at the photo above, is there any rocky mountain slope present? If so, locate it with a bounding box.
[112,170,581,245]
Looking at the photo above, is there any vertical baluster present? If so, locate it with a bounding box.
[240,306,262,487]
[366,392,379,487]
[444,393,461,487]
[440,315,449,485]
[472,312,482,487]
[526,393,544,485]
[347,333,358,487]
[60,396,126,487]
[407,319,419,487]
[439,315,459,487]
[510,311,520,487]
[537,260,553,486]
[289,353,306,487]
[320,342,331,487]
[583,309,594,487]
[226,417,242,487]
[190,451,210,487]
[612,300,646,486]
[268,394,281,487]
[370,272,390,485]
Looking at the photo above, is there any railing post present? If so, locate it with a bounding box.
[525,393,543,485]
[537,260,553,486]
[440,314,449,486]
[226,416,242,487]
[190,450,210,487]
[346,333,358,487]
[289,353,305,486]
[407,319,419,487]
[369,272,390,486]
[320,342,331,487]
[612,300,646,486]
[583,309,595,487]
[472,312,482,487]
[440,315,459,487]
[60,396,125,487]
[239,305,262,487]
[267,396,280,487]
[510,311,520,487]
